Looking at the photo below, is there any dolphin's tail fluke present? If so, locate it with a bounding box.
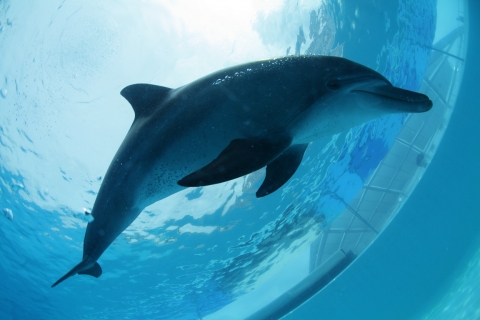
[51,259,102,288]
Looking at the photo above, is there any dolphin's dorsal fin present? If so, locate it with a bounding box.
[256,143,309,198]
[121,84,172,120]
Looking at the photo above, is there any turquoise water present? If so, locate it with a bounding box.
[0,0,478,319]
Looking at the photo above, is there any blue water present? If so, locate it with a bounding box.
[287,1,480,319]
[0,0,478,319]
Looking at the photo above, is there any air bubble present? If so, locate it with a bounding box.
[73,208,94,222]
[1,88,7,98]
[11,181,24,192]
[3,208,13,221]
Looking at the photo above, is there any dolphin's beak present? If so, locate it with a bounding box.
[353,82,433,113]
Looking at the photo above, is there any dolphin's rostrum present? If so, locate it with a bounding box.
[52,56,432,287]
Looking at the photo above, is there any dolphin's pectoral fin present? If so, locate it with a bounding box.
[121,84,172,120]
[78,262,102,278]
[256,144,309,198]
[178,135,293,187]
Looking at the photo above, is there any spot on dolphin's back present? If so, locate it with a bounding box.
[121,84,172,121]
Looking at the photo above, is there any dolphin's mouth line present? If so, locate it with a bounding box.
[351,81,432,105]
[351,89,429,104]
[351,82,433,113]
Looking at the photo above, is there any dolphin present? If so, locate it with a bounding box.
[51,55,432,287]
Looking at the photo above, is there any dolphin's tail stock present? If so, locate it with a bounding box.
[51,258,102,288]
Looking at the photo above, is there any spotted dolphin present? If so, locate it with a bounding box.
[52,55,432,287]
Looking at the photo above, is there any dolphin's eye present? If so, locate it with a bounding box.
[326,79,341,90]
